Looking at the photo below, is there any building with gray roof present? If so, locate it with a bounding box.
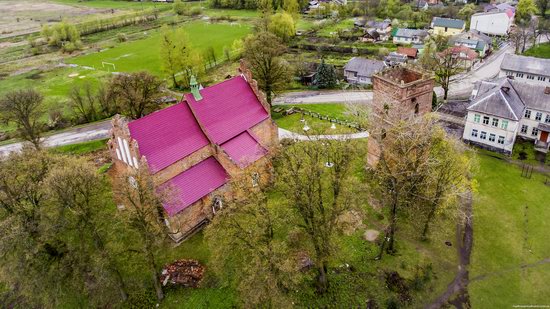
[463,77,550,154]
[343,57,386,85]
[500,54,550,85]
[393,28,429,45]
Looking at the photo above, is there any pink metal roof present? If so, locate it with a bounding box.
[185,76,269,144]
[128,103,209,174]
[162,157,228,216]
[221,131,267,168]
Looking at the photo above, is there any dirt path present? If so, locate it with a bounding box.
[426,191,473,309]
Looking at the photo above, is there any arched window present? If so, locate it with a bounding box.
[414,103,419,114]
[252,172,260,187]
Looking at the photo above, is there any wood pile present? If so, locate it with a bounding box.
[160,259,204,288]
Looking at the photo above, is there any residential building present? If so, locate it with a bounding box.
[440,45,478,70]
[499,54,550,85]
[463,77,550,154]
[108,63,279,242]
[366,19,392,41]
[430,17,465,36]
[393,28,429,45]
[362,29,381,42]
[343,57,386,85]
[384,52,408,66]
[397,47,418,59]
[451,30,492,58]
[470,10,513,36]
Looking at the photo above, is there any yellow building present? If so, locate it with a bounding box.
[431,17,465,36]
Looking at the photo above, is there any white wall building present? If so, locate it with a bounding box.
[463,77,550,154]
[470,11,513,36]
[500,54,550,86]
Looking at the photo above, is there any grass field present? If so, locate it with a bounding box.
[523,42,550,59]
[469,153,550,307]
[52,0,165,9]
[68,21,252,76]
[287,103,352,120]
[272,111,357,134]
[0,67,109,132]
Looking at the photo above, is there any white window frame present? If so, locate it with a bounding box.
[480,131,487,140]
[535,112,542,121]
[521,125,528,134]
[498,136,505,144]
[471,129,478,137]
[489,133,496,142]
[501,120,508,130]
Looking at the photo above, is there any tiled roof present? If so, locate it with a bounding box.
[344,57,386,77]
[443,45,477,60]
[431,17,465,29]
[221,131,267,168]
[186,76,269,144]
[501,54,550,77]
[128,103,209,173]
[162,157,228,216]
[397,47,418,58]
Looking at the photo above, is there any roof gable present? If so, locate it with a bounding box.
[468,79,524,120]
[344,57,386,77]
[128,103,209,173]
[501,54,550,77]
[186,76,269,144]
[221,131,267,168]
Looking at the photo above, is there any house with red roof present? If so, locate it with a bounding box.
[108,62,278,242]
[440,45,479,70]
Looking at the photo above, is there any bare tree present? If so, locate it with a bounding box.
[0,89,44,149]
[69,82,99,123]
[275,139,361,293]
[433,51,464,101]
[107,72,164,119]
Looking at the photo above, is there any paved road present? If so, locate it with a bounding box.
[273,90,372,105]
[0,120,112,156]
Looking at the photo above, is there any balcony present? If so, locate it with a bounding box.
[534,140,549,153]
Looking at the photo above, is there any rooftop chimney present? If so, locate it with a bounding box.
[190,75,202,101]
[501,86,510,93]
[545,87,550,95]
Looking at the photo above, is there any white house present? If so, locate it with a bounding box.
[500,54,550,86]
[343,57,386,85]
[463,77,550,154]
[470,11,513,36]
[393,29,429,45]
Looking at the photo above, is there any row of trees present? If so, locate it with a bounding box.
[0,150,168,307]
[0,72,164,149]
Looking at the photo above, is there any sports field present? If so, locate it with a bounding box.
[68,21,252,76]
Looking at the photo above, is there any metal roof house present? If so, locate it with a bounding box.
[430,17,466,36]
[343,57,386,85]
[463,77,550,154]
[108,62,279,242]
[499,54,550,85]
[393,28,429,45]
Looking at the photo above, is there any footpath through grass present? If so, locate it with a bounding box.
[470,153,550,307]
[68,21,252,76]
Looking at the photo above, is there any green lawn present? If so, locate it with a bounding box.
[287,103,351,120]
[272,111,357,134]
[523,42,550,59]
[470,153,550,307]
[317,18,355,37]
[68,21,252,76]
[0,67,109,132]
[51,138,108,155]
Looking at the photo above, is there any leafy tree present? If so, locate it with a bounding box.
[275,139,360,294]
[536,0,549,17]
[107,71,164,119]
[205,177,296,308]
[516,0,538,23]
[420,39,463,101]
[313,58,337,89]
[269,11,296,42]
[283,0,300,18]
[0,89,44,149]
[115,167,167,301]
[244,31,292,104]
[159,26,203,89]
[41,21,82,52]
[458,4,476,27]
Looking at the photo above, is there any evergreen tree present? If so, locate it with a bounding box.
[314,59,337,89]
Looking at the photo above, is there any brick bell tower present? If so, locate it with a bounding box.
[367,64,435,166]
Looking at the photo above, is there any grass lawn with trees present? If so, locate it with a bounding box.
[469,153,550,307]
[68,21,252,76]
[523,42,550,58]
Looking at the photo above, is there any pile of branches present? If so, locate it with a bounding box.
[160,259,205,288]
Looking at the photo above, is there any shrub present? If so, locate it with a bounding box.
[117,33,128,42]
[189,6,203,16]
[173,0,188,15]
